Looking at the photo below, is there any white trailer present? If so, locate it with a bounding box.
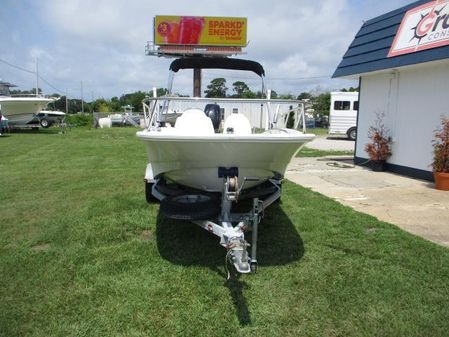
[329,91,359,140]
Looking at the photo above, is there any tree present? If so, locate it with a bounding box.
[298,92,312,100]
[97,102,111,113]
[110,97,121,111]
[341,87,359,92]
[93,98,112,113]
[232,81,250,97]
[242,91,257,98]
[279,93,295,99]
[312,92,331,116]
[119,91,146,112]
[52,96,67,112]
[156,88,168,97]
[204,78,228,98]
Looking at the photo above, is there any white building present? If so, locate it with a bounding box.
[333,0,449,180]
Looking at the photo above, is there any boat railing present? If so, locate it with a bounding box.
[142,96,307,132]
[10,94,43,97]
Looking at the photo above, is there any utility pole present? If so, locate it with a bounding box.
[65,89,69,114]
[91,91,94,112]
[35,57,39,97]
[81,81,84,113]
[193,69,201,97]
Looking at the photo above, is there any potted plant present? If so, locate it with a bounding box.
[364,112,392,172]
[432,116,449,190]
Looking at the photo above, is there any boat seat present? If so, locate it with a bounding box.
[174,108,215,135]
[223,113,252,135]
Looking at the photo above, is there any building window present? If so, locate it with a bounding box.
[353,101,359,111]
[220,108,225,120]
[334,101,351,110]
[232,108,239,114]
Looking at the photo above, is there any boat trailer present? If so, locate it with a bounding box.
[147,168,282,274]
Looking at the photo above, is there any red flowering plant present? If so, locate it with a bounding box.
[432,116,449,173]
[364,112,392,161]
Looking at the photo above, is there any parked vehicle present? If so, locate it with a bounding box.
[315,114,329,128]
[33,111,66,128]
[329,91,358,140]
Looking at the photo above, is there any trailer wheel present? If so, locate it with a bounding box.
[160,193,220,220]
[145,182,159,203]
[347,127,357,140]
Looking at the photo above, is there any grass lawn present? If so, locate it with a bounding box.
[1,127,448,337]
[297,147,354,158]
[306,127,329,136]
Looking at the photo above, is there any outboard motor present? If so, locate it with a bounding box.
[204,104,222,131]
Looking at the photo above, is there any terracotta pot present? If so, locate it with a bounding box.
[434,172,449,191]
[371,160,386,172]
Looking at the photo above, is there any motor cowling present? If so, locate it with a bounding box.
[204,104,222,130]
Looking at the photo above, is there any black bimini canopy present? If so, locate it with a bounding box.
[169,57,265,77]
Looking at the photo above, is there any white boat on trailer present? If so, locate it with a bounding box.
[137,57,314,274]
[0,81,54,126]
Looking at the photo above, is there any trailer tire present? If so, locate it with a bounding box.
[347,127,357,140]
[160,193,220,220]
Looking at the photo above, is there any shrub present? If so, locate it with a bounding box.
[364,111,392,161]
[65,113,93,127]
[432,116,449,173]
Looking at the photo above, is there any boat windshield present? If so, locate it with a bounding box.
[141,57,307,132]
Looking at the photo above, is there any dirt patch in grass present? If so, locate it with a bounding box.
[139,229,153,241]
[30,243,51,252]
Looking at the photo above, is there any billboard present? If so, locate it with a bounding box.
[388,0,449,57]
[154,16,247,47]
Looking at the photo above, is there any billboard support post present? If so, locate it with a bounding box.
[193,69,202,97]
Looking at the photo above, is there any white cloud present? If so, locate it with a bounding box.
[0,0,412,98]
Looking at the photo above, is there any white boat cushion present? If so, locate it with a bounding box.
[223,113,252,135]
[174,108,215,135]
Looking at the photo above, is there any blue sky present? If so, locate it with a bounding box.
[0,0,414,100]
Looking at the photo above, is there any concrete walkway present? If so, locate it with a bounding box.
[306,135,355,151]
[286,156,449,247]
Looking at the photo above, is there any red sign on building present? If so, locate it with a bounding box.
[388,0,449,57]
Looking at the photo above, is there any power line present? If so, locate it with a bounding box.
[38,74,68,96]
[0,57,81,99]
[0,57,35,74]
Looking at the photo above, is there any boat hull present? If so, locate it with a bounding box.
[137,130,314,191]
[0,97,54,124]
